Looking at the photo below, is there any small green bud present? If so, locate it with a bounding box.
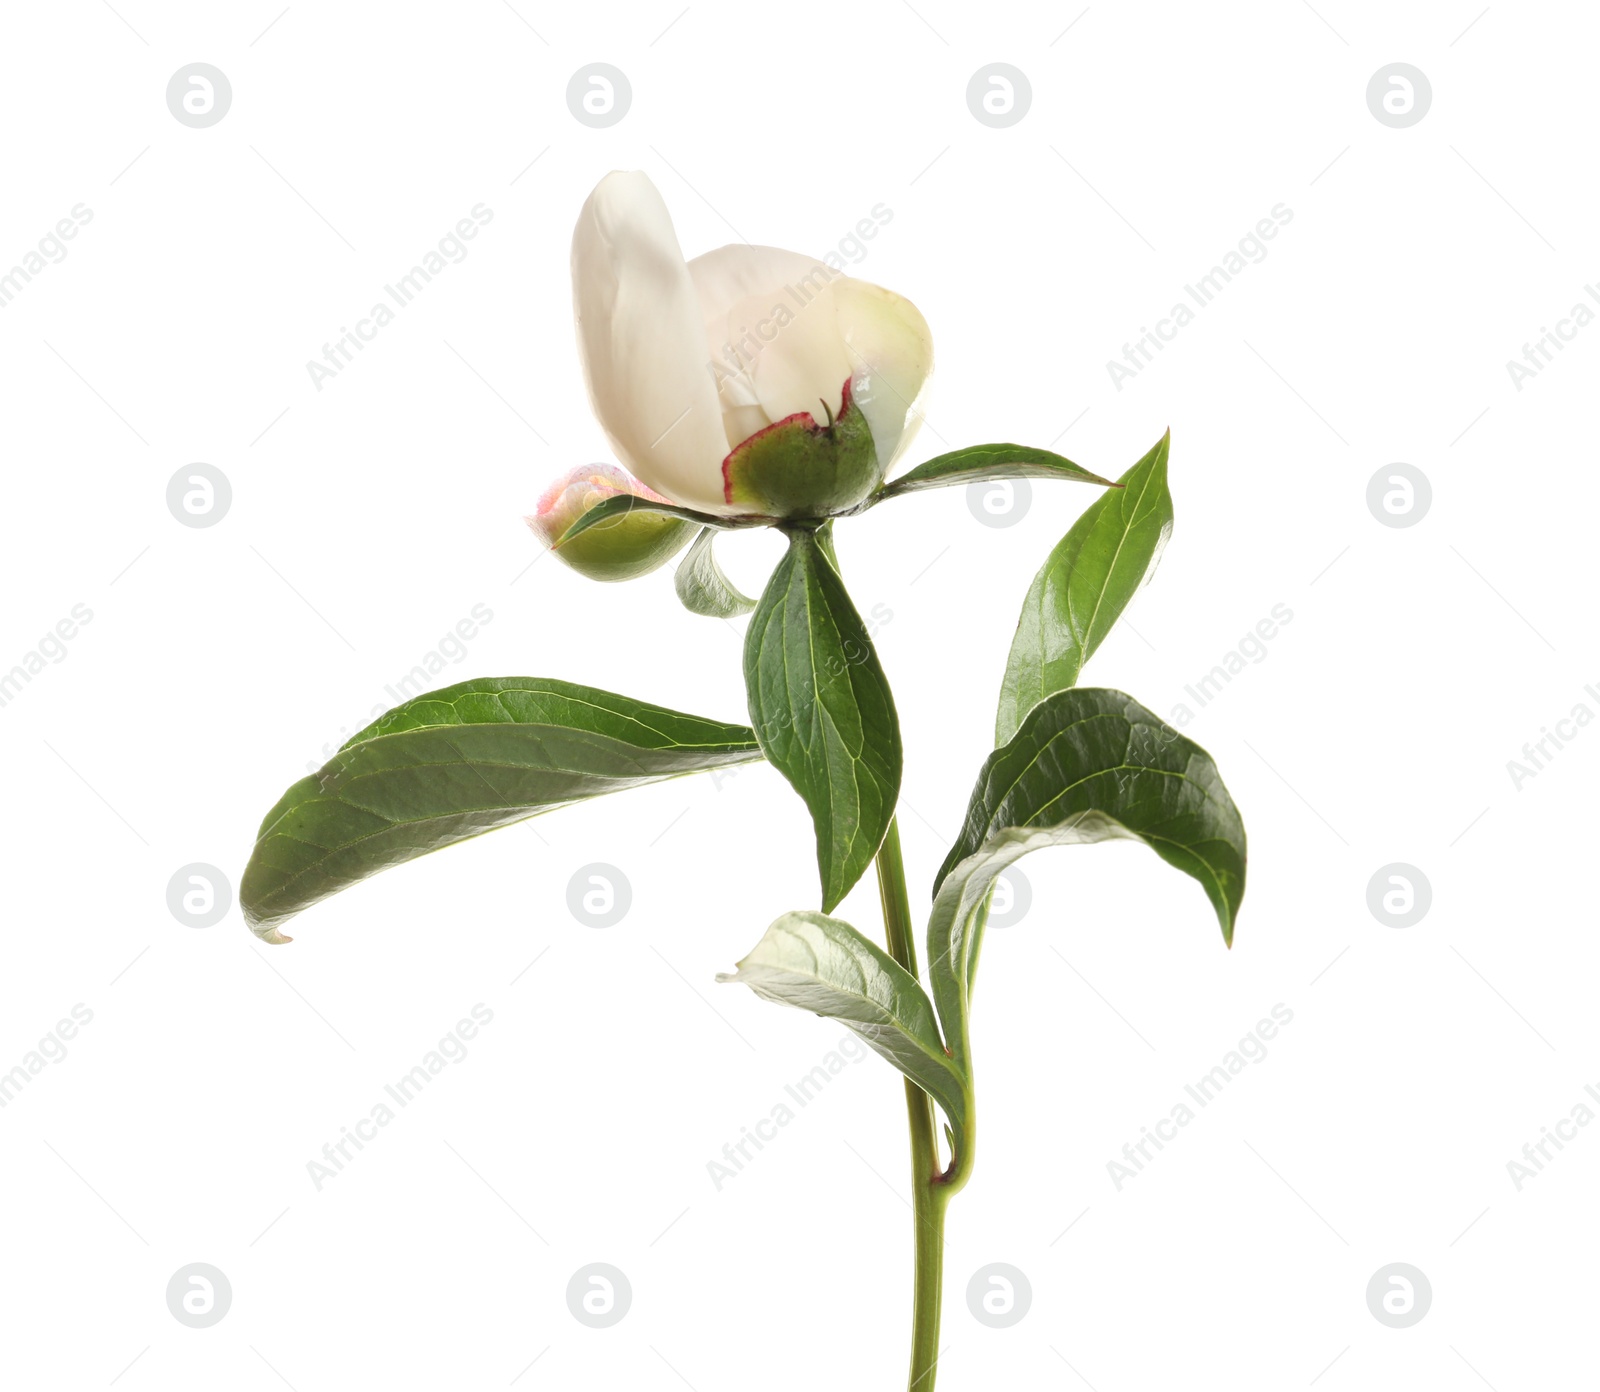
[527,464,695,582]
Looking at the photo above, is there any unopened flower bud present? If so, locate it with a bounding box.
[527,463,694,582]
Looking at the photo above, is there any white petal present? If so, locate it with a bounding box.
[689,244,825,325]
[689,245,853,446]
[832,278,935,471]
[571,172,733,513]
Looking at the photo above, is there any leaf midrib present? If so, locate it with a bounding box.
[974,710,1239,916]
[1066,452,1162,671]
[347,683,755,754]
[253,749,762,912]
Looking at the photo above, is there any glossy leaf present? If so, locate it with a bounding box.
[675,527,756,618]
[719,910,968,1133]
[743,528,902,912]
[870,443,1114,504]
[995,432,1173,745]
[928,687,1245,1067]
[241,678,763,942]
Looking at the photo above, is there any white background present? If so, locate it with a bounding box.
[2,1,1596,1388]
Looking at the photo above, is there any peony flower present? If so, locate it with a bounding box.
[569,170,933,518]
[526,462,695,581]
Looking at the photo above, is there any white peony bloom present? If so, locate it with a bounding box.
[571,170,933,516]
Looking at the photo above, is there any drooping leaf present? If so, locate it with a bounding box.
[743,528,901,912]
[557,492,767,547]
[675,527,756,618]
[995,432,1173,745]
[241,678,763,942]
[928,687,1245,1066]
[719,910,968,1133]
[868,443,1115,505]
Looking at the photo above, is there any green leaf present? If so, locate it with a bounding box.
[557,493,768,546]
[675,527,757,618]
[928,687,1245,1067]
[995,431,1173,745]
[241,678,763,943]
[869,443,1115,505]
[743,528,902,912]
[719,910,968,1134]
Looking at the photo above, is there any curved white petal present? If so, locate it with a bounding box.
[832,278,935,471]
[571,172,732,513]
[688,244,825,325]
[689,245,853,447]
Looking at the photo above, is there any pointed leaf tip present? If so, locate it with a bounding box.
[995,432,1173,744]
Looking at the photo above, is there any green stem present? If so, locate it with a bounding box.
[875,818,949,1392]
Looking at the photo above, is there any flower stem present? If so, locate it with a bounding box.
[874,818,948,1392]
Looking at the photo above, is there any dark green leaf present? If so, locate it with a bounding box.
[995,431,1173,745]
[557,492,768,546]
[719,910,968,1133]
[242,678,763,942]
[743,528,902,912]
[928,687,1245,1066]
[869,443,1115,505]
[675,527,756,618]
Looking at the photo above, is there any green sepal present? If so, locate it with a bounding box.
[722,382,881,519]
[556,493,768,547]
